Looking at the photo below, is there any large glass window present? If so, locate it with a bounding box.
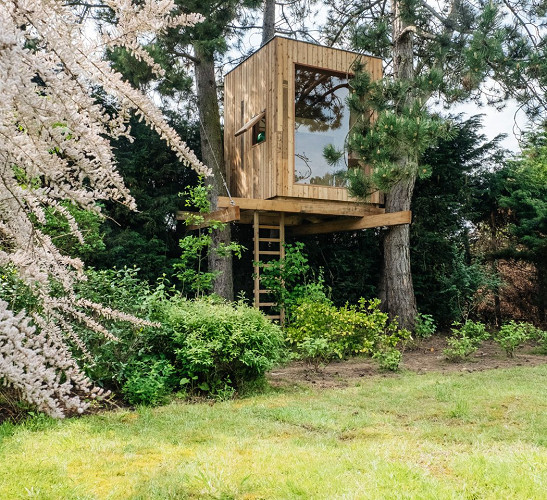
[294,65,350,186]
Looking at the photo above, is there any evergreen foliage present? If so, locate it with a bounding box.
[412,115,507,325]
[93,114,201,282]
[478,129,547,323]
[321,0,547,329]
[298,231,382,306]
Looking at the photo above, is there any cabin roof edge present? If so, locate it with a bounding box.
[223,36,382,79]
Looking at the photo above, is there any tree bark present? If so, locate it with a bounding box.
[383,173,418,330]
[538,264,546,325]
[381,0,418,330]
[193,44,234,300]
[490,211,502,326]
[261,0,276,46]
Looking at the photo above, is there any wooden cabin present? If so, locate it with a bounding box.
[223,36,385,218]
[180,37,411,318]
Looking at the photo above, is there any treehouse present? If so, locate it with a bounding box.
[180,37,411,318]
[220,37,413,228]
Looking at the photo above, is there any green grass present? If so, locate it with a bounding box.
[1,366,546,499]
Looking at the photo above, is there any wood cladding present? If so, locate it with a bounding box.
[224,37,382,205]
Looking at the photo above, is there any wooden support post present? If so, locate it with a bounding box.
[279,213,285,325]
[253,211,260,308]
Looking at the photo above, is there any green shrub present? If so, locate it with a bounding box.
[532,326,547,354]
[257,242,330,322]
[443,335,480,362]
[165,297,286,396]
[373,347,402,371]
[297,337,333,370]
[493,321,532,358]
[457,320,489,340]
[414,313,436,339]
[443,320,488,362]
[74,270,286,403]
[0,265,40,315]
[122,357,176,406]
[73,267,167,388]
[286,298,409,368]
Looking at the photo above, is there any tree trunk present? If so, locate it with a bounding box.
[383,173,417,330]
[194,44,234,300]
[490,211,502,326]
[538,264,546,325]
[261,0,276,46]
[381,0,418,330]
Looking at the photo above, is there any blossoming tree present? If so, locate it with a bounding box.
[0,0,207,417]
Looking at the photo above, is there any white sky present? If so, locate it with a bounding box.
[449,100,526,153]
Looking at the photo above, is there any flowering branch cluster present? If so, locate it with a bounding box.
[0,0,205,417]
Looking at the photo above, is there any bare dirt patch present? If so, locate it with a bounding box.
[267,337,547,389]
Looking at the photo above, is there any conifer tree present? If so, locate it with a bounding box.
[477,130,547,324]
[156,0,261,300]
[322,0,547,329]
[412,115,506,325]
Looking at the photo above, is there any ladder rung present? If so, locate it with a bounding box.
[259,250,281,255]
[257,238,281,242]
[259,225,280,229]
[258,302,276,307]
[268,315,281,320]
[259,290,272,293]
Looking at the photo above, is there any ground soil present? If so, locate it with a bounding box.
[267,337,547,389]
[2,338,545,424]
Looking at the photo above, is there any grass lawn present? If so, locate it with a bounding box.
[1,365,546,499]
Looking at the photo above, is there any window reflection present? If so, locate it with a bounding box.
[294,65,350,186]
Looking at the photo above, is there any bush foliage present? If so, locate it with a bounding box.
[443,320,489,361]
[286,298,410,370]
[72,268,287,404]
[493,321,535,357]
[165,297,286,395]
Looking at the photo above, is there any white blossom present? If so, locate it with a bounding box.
[0,0,205,417]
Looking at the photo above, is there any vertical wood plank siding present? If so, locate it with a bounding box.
[223,37,382,204]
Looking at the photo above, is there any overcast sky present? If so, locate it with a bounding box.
[449,99,526,153]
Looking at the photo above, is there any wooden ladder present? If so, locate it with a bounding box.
[253,212,285,323]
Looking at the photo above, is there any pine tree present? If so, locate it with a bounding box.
[322,0,547,329]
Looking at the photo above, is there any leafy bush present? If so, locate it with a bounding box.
[493,321,532,357]
[296,337,333,370]
[258,242,330,321]
[373,347,402,371]
[443,320,489,362]
[0,265,40,315]
[165,297,286,396]
[122,357,176,406]
[414,313,436,339]
[532,326,547,354]
[436,252,502,324]
[73,269,287,403]
[286,298,409,370]
[443,336,480,362]
[73,267,165,387]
